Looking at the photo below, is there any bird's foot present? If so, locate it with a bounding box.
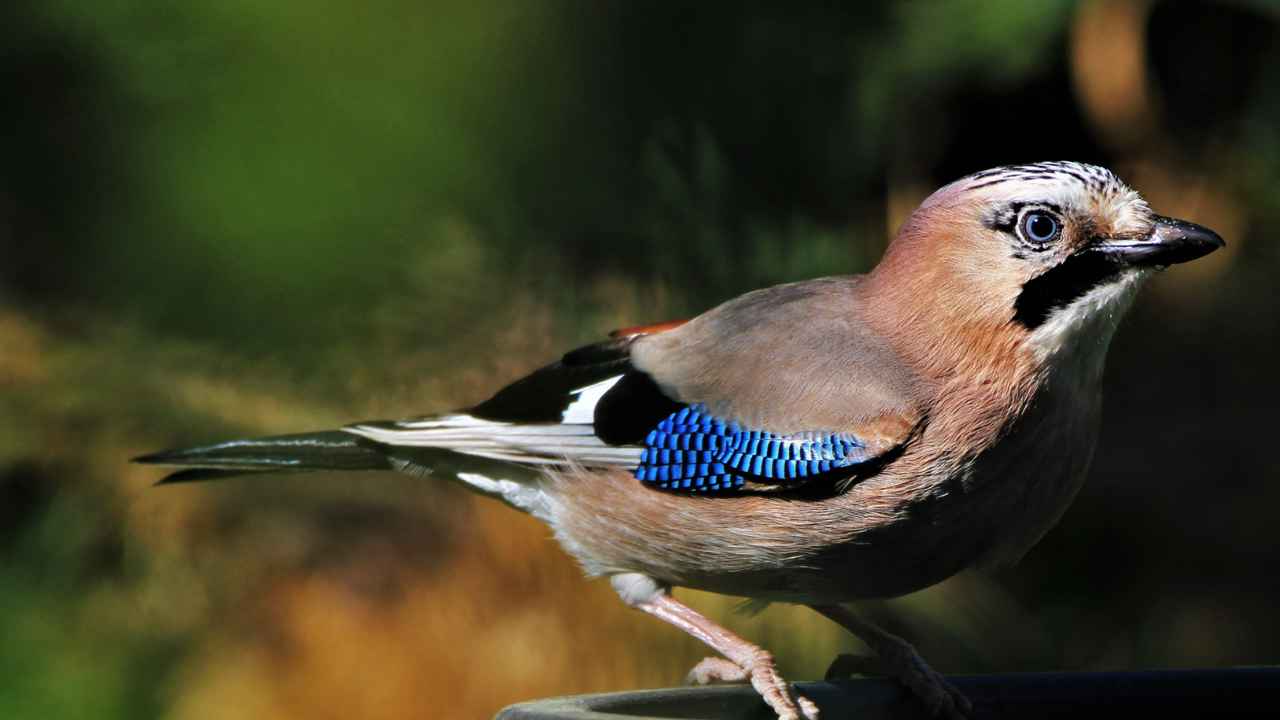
[825,646,971,719]
[686,656,749,684]
[686,653,819,720]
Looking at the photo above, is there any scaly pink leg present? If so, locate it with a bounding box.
[810,604,971,719]
[638,594,820,720]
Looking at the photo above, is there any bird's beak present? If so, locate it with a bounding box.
[1091,216,1225,267]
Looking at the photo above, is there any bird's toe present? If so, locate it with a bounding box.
[887,645,971,718]
[827,642,971,718]
[685,656,748,685]
[797,693,821,720]
[744,654,819,720]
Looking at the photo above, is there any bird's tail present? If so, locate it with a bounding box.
[133,431,394,485]
[135,424,555,516]
[134,421,552,492]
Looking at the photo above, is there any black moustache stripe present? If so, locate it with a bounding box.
[1013,251,1126,330]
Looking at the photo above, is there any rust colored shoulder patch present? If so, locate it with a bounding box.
[609,319,689,339]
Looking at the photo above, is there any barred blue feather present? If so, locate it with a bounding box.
[634,404,870,493]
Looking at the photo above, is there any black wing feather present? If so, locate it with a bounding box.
[469,336,686,446]
[593,371,683,445]
[469,338,632,423]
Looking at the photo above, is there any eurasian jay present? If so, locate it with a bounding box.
[137,162,1224,719]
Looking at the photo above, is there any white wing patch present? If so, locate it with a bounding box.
[343,374,639,469]
[562,375,624,423]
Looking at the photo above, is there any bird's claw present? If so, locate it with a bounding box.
[825,648,971,719]
[685,654,820,720]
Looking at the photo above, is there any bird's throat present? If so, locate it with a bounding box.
[1021,268,1145,372]
[1013,252,1132,330]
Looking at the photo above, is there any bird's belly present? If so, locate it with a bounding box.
[546,383,1099,603]
[965,390,1101,568]
[545,466,989,603]
[717,407,1099,601]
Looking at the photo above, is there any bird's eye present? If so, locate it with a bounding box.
[1020,211,1060,244]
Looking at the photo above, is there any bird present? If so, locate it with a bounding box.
[136,161,1224,719]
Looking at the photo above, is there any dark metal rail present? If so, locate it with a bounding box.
[497,667,1280,719]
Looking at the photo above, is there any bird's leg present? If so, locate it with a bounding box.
[636,593,820,720]
[810,604,971,719]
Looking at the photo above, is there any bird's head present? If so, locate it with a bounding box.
[872,161,1223,367]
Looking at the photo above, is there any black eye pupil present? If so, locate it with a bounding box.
[1024,212,1058,242]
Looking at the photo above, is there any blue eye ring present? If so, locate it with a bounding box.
[1019,210,1061,244]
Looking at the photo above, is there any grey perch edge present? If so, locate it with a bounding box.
[495,667,1280,719]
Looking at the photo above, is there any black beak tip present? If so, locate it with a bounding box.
[1152,215,1225,263]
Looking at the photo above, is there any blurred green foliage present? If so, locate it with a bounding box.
[3,0,1098,355]
[2,1,1279,718]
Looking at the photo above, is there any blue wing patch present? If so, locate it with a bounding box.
[633,405,870,493]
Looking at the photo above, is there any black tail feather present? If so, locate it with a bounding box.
[135,430,392,484]
[153,467,288,485]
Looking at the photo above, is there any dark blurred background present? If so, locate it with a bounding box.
[1,0,1277,717]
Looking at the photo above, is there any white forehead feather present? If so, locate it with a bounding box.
[932,161,1153,231]
[962,161,1123,193]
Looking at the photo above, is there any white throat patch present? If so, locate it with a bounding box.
[1025,269,1147,367]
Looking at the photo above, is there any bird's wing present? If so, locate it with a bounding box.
[345,333,661,469]
[346,276,925,495]
[624,275,925,492]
